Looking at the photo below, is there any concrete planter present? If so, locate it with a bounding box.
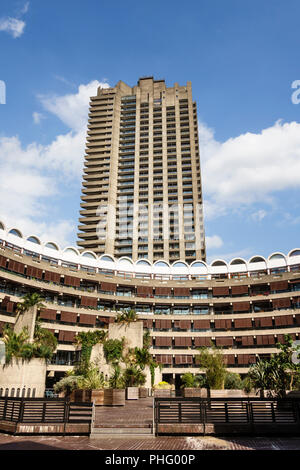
[103,388,125,406]
[139,387,148,398]
[126,387,139,400]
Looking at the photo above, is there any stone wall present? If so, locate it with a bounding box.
[90,321,162,387]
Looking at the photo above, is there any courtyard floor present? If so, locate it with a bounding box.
[0,434,300,450]
[1,397,300,451]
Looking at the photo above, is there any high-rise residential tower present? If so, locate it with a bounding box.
[77,77,206,263]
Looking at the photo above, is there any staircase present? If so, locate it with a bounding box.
[90,397,155,438]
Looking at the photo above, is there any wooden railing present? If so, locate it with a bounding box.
[0,397,93,435]
[154,397,300,436]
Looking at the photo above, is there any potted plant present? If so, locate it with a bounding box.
[104,364,126,405]
[123,365,146,399]
[103,339,126,405]
[134,336,160,397]
[75,367,107,405]
[181,372,206,397]
[53,374,83,399]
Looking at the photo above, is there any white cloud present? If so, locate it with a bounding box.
[19,2,30,15]
[205,234,223,250]
[0,17,25,38]
[39,80,109,131]
[0,80,110,246]
[32,112,44,124]
[200,120,300,219]
[251,209,267,222]
[207,247,253,264]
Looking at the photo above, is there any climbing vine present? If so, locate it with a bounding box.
[74,329,107,375]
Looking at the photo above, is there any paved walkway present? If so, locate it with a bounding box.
[0,434,300,450]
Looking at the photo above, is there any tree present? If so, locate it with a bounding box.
[246,335,300,399]
[33,319,57,359]
[268,335,300,398]
[53,375,83,397]
[224,372,243,390]
[135,337,161,388]
[196,346,227,390]
[2,324,31,363]
[2,322,57,363]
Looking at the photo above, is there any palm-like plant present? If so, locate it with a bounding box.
[16,292,45,321]
[123,365,146,387]
[115,309,137,324]
[180,372,203,389]
[34,319,57,355]
[78,367,106,390]
[134,347,152,370]
[2,324,32,362]
[247,360,271,398]
[109,364,125,389]
[2,321,57,363]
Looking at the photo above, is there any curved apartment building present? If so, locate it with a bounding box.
[0,222,299,389]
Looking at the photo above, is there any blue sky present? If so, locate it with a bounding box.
[0,0,300,263]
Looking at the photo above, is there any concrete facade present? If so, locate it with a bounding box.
[0,226,299,390]
[0,358,47,397]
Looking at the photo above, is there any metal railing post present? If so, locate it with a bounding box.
[19,397,25,423]
[3,397,8,420]
[63,398,70,436]
[42,401,47,423]
[225,402,229,423]
[271,402,276,423]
